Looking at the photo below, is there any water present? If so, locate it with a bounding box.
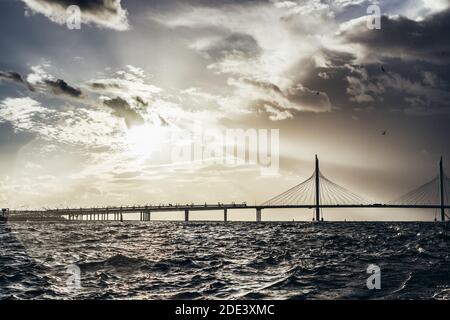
[1,221,449,299]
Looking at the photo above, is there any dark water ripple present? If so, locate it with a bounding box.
[0,221,449,299]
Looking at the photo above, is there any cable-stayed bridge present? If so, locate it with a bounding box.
[262,155,449,222]
[6,156,450,222]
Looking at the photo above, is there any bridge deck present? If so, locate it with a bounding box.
[8,204,450,216]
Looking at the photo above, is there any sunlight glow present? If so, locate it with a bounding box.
[125,124,167,156]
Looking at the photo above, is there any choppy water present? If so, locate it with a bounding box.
[1,221,449,300]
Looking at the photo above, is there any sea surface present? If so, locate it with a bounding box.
[1,221,449,300]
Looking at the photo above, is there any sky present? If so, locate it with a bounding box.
[0,0,449,220]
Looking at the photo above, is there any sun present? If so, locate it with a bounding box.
[125,124,167,156]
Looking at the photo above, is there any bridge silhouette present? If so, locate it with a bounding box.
[7,156,450,222]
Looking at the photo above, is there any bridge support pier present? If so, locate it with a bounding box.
[256,208,262,222]
[224,209,228,222]
[184,209,189,222]
[141,211,151,221]
[140,211,151,221]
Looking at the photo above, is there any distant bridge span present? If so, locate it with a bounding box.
[6,156,450,222]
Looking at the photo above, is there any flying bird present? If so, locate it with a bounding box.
[381,131,387,135]
[316,92,320,95]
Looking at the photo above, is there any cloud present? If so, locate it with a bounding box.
[343,63,450,115]
[0,70,35,91]
[260,102,294,121]
[43,79,82,97]
[193,33,262,59]
[1,65,83,98]
[21,0,129,31]
[228,77,332,119]
[0,96,124,149]
[345,66,384,103]
[339,9,450,63]
[86,65,162,102]
[148,0,341,120]
[102,97,144,128]
[149,1,328,80]
[318,72,330,80]
[286,84,333,112]
[0,97,52,132]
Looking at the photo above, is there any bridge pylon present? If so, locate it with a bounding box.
[439,156,445,222]
[315,155,321,221]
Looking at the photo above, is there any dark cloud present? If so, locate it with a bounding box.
[0,70,34,91]
[342,9,450,63]
[232,77,332,120]
[134,96,148,106]
[187,0,270,6]
[21,0,129,30]
[0,69,85,99]
[102,97,144,128]
[203,33,261,59]
[241,78,284,95]
[89,82,121,90]
[295,44,450,116]
[0,70,24,83]
[43,79,82,97]
[42,0,119,12]
[286,84,333,112]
